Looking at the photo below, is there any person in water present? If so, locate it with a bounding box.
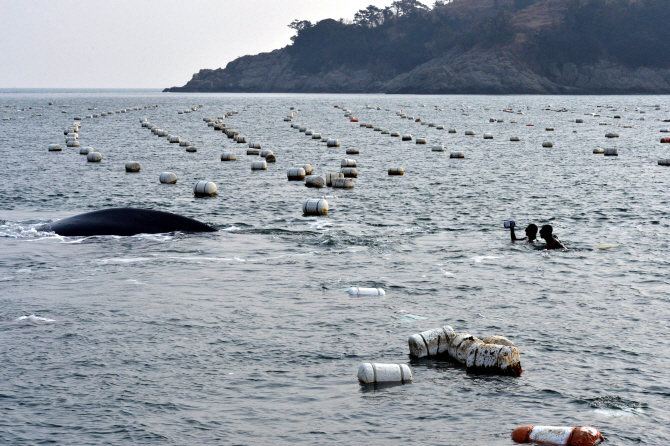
[539,224,566,250]
[509,222,538,243]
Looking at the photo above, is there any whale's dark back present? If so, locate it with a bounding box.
[39,208,216,236]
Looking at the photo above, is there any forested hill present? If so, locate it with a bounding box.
[164,0,670,94]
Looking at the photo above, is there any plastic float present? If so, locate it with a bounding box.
[86,152,102,162]
[302,198,328,216]
[159,172,178,184]
[193,181,216,196]
[357,363,412,385]
[305,175,325,188]
[511,426,604,445]
[348,287,385,296]
[125,162,140,172]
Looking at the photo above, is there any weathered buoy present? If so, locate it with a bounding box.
[326,172,344,186]
[301,164,313,175]
[159,172,178,184]
[287,168,306,181]
[483,133,493,139]
[266,153,276,163]
[312,133,322,139]
[437,125,445,130]
[546,127,554,131]
[327,139,340,147]
[348,287,385,296]
[510,136,521,141]
[221,153,237,161]
[248,142,262,149]
[193,181,217,196]
[87,152,102,162]
[576,119,584,123]
[125,162,141,172]
[302,198,328,215]
[388,167,404,175]
[391,132,400,137]
[79,147,92,155]
[657,159,670,166]
[341,159,356,167]
[661,137,670,143]
[432,145,445,152]
[357,363,412,385]
[169,135,181,143]
[179,141,191,147]
[450,151,465,158]
[48,144,62,151]
[236,136,248,143]
[259,150,273,158]
[340,167,357,178]
[247,148,260,155]
[604,148,618,156]
[305,130,314,136]
[67,140,80,147]
[382,129,390,134]
[186,147,197,153]
[465,130,475,136]
[251,161,267,171]
[416,138,427,144]
[402,134,412,141]
[346,148,359,154]
[332,178,354,189]
[542,141,553,148]
[305,175,325,188]
[299,126,308,132]
[511,426,604,445]
[593,148,605,154]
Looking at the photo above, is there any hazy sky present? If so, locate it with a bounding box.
[0,0,398,89]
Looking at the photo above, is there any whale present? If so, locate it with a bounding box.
[37,208,216,236]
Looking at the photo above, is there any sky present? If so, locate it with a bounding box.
[0,0,398,89]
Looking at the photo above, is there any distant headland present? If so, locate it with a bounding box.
[164,0,670,94]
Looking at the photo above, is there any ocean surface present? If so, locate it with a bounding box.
[1,90,669,445]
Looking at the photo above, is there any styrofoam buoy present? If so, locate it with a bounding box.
[546,127,554,131]
[402,134,412,141]
[340,167,357,178]
[542,141,553,148]
[326,172,344,186]
[79,147,92,155]
[312,133,322,139]
[67,140,80,147]
[251,161,267,171]
[169,135,181,143]
[576,119,584,123]
[661,129,670,133]
[346,148,359,154]
[48,144,62,151]
[604,148,618,156]
[332,178,354,189]
[159,172,177,184]
[408,326,455,357]
[381,129,390,134]
[266,153,276,163]
[249,142,262,149]
[237,136,248,143]
[327,139,340,147]
[605,132,619,138]
[66,132,79,139]
[432,145,445,152]
[483,133,493,139]
[179,141,191,147]
[657,159,670,166]
[437,125,445,130]
[388,167,404,175]
[193,181,217,196]
[511,426,604,445]
[302,198,328,215]
[348,287,385,296]
[158,130,168,137]
[186,146,197,152]
[125,162,141,172]
[465,130,475,135]
[416,138,427,144]
[391,132,400,137]
[366,123,374,129]
[374,126,383,131]
[258,149,271,158]
[301,164,313,175]
[305,175,325,188]
[341,159,356,167]
[593,148,605,154]
[221,153,237,161]
[247,148,260,155]
[87,152,102,162]
[357,363,412,385]
[510,136,521,141]
[299,126,308,133]
[287,168,306,181]
[450,151,465,158]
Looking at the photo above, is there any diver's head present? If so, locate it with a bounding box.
[539,224,553,240]
[525,224,538,240]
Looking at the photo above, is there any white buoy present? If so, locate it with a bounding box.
[312,133,322,139]
[299,126,308,133]
[179,141,191,147]
[193,181,217,196]
[449,128,457,133]
[450,151,465,158]
[169,135,181,143]
[251,161,267,171]
[484,133,493,139]
[408,326,455,358]
[249,142,262,149]
[186,147,197,152]
[332,178,354,189]
[510,136,521,141]
[259,150,273,158]
[79,147,91,155]
[604,148,618,156]
[542,141,553,148]
[48,144,62,151]
[66,132,78,139]
[605,132,619,138]
[593,148,605,154]
[346,148,359,154]
[67,140,80,147]
[87,152,102,162]
[391,132,400,137]
[302,198,328,215]
[381,129,390,134]
[327,139,340,147]
[247,149,260,155]
[465,130,475,136]
[437,125,445,130]
[158,130,168,137]
[357,363,412,385]
[305,130,314,136]
[221,153,237,161]
[341,159,356,167]
[301,164,313,175]
[348,287,385,296]
[657,159,670,166]
[340,167,357,178]
[374,126,383,131]
[125,162,141,172]
[388,167,404,175]
[237,136,248,143]
[326,172,344,186]
[402,134,412,141]
[305,175,325,188]
[416,138,427,144]
[432,145,445,152]
[159,172,178,184]
[287,168,306,181]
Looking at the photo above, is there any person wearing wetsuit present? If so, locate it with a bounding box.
[539,224,566,250]
[510,222,538,243]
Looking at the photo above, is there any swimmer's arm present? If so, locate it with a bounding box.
[510,227,526,242]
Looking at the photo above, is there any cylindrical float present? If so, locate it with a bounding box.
[449,128,457,133]
[251,161,267,171]
[432,145,445,152]
[605,132,619,138]
[511,426,604,445]
[604,148,618,156]
[391,132,400,137]
[169,135,181,143]
[416,138,427,144]
[408,326,456,358]
[79,147,92,155]
[327,139,340,147]
[388,167,404,175]
[305,175,325,188]
[179,141,191,147]
[287,168,306,181]
[340,167,357,178]
[312,133,322,139]
[593,148,605,154]
[193,181,217,196]
[302,198,328,215]
[159,172,178,184]
[484,133,493,139]
[332,178,354,189]
[348,287,385,296]
[357,363,412,385]
[247,149,260,155]
[299,126,308,132]
[543,141,553,148]
[301,164,313,175]
[125,162,141,172]
[186,147,197,152]
[265,153,276,163]
[237,136,248,143]
[341,159,356,167]
[465,130,475,136]
[576,119,584,123]
[87,152,102,162]
[48,144,62,151]
[221,153,237,161]
[402,134,412,141]
[510,136,521,141]
[661,137,670,143]
[346,148,359,154]
[249,142,262,149]
[326,172,344,186]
